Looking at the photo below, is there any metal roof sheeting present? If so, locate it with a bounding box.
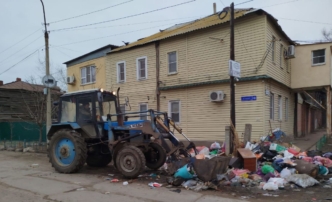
[110,8,255,53]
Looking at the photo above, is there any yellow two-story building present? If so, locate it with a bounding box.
[104,8,296,141]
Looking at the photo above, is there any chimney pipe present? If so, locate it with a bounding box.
[0,80,3,86]
[213,3,217,14]
[16,78,21,82]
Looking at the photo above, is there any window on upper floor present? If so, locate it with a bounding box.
[136,56,147,80]
[168,51,177,74]
[271,36,276,62]
[81,66,96,85]
[169,100,180,123]
[278,95,282,121]
[270,93,274,120]
[312,49,325,65]
[117,61,126,83]
[280,44,284,68]
[139,103,148,120]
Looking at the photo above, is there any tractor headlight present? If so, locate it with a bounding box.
[100,88,104,92]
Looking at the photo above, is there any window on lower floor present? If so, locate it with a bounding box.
[139,103,148,120]
[169,101,180,123]
[81,66,96,85]
[270,93,274,120]
[285,97,289,121]
[312,49,325,65]
[278,95,282,120]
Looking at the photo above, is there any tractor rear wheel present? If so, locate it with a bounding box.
[116,146,146,178]
[48,129,87,173]
[144,143,166,170]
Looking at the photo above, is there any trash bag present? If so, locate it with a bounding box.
[323,152,332,159]
[268,178,286,187]
[294,159,319,178]
[263,182,279,190]
[174,164,194,180]
[272,159,285,173]
[210,142,221,150]
[280,168,292,179]
[318,165,329,175]
[307,150,322,157]
[198,147,210,155]
[262,165,275,174]
[287,174,319,188]
[182,180,197,188]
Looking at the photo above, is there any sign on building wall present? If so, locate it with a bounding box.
[229,60,241,78]
[241,96,257,101]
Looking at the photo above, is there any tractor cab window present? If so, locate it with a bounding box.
[77,98,92,121]
[60,96,76,122]
[101,94,117,121]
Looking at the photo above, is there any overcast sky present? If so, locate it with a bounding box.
[0,0,331,85]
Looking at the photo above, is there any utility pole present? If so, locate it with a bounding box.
[40,0,51,140]
[230,2,235,152]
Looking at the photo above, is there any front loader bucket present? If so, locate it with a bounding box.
[192,156,231,182]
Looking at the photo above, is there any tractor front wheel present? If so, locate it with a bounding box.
[48,129,87,173]
[116,146,146,178]
[144,143,166,170]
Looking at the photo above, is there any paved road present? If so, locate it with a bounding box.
[0,151,244,202]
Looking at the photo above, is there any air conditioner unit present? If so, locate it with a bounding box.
[210,91,224,102]
[287,45,295,58]
[66,76,75,84]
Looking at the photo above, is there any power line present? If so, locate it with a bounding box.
[55,22,181,47]
[49,0,196,32]
[219,0,225,7]
[0,35,43,65]
[48,0,134,24]
[235,0,254,6]
[51,16,202,32]
[0,49,39,76]
[261,0,304,8]
[51,46,73,58]
[0,28,41,55]
[53,46,84,53]
[278,18,332,26]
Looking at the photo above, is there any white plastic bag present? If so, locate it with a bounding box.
[199,147,209,155]
[287,174,319,188]
[263,182,279,190]
[280,168,292,179]
[210,142,221,150]
[268,178,286,187]
[283,150,294,159]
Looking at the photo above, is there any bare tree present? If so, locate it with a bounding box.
[322,28,332,42]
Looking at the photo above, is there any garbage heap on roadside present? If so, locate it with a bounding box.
[162,128,332,191]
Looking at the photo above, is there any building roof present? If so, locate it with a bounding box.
[109,8,294,53]
[63,44,119,66]
[297,41,332,46]
[0,78,61,93]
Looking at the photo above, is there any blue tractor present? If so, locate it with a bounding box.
[47,88,195,178]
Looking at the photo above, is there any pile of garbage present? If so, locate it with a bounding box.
[162,129,332,192]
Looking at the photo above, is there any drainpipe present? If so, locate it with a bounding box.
[155,41,160,111]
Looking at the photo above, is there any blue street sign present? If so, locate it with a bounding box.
[241,96,257,101]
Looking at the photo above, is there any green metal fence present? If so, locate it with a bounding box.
[0,122,46,142]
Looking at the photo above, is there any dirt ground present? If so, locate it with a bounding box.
[0,140,332,202]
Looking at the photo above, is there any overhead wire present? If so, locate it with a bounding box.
[0,28,41,55]
[49,0,196,32]
[0,49,39,76]
[0,35,43,64]
[48,0,134,24]
[278,18,332,26]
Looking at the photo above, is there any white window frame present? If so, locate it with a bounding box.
[278,95,282,121]
[312,49,326,66]
[285,97,289,121]
[270,93,274,120]
[136,56,148,80]
[117,61,126,83]
[139,103,148,120]
[271,36,276,62]
[167,51,177,74]
[168,100,181,123]
[280,44,283,68]
[81,65,96,85]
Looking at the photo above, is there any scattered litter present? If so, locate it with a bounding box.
[108,174,114,177]
[138,175,143,178]
[170,189,181,193]
[111,179,119,182]
[174,164,194,180]
[123,181,128,185]
[262,193,279,197]
[263,182,278,190]
[105,192,110,194]
[323,185,332,188]
[30,164,39,168]
[148,182,162,188]
[182,180,197,189]
[76,188,85,191]
[104,178,112,181]
[150,173,157,177]
[74,182,81,184]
